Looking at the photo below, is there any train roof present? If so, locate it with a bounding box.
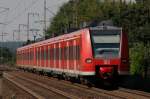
[17,28,88,51]
[17,26,122,52]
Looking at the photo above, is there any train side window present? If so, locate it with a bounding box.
[36,48,38,61]
[27,50,29,61]
[71,46,74,60]
[57,47,59,60]
[59,45,61,60]
[26,51,27,61]
[51,47,54,60]
[73,46,76,60]
[76,45,80,60]
[64,47,66,60]
[49,48,51,60]
[42,47,43,60]
[31,49,33,60]
[25,51,26,61]
[69,46,73,60]
[42,47,44,60]
[28,50,30,61]
[41,47,42,60]
[69,46,71,60]
[55,47,57,60]
[44,47,46,60]
[48,46,50,60]
[30,50,31,61]
[38,48,40,61]
[67,46,69,60]
[28,49,30,61]
[29,49,32,60]
[24,51,27,61]
[61,46,63,60]
[40,48,41,60]
[53,47,55,60]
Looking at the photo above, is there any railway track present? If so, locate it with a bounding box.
[3,72,78,99]
[118,88,150,98]
[4,71,123,99]
[4,71,150,99]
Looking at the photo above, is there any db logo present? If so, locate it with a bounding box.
[104,60,110,64]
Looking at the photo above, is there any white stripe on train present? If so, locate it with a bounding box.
[18,65,95,76]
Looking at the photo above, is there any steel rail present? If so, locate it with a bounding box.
[3,72,45,99]
[15,71,126,99]
[4,72,79,99]
[119,88,150,98]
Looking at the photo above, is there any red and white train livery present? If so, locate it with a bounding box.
[16,26,129,81]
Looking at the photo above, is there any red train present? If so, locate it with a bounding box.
[16,26,129,84]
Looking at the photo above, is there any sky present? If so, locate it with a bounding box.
[0,0,69,42]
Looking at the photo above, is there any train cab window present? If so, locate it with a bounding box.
[90,29,121,59]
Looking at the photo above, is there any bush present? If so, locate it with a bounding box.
[130,43,145,75]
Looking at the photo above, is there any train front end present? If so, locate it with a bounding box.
[89,26,129,80]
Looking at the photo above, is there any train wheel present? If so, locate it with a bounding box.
[32,69,36,73]
[47,72,52,77]
[79,77,93,87]
[70,77,75,84]
[79,77,88,85]
[57,75,63,80]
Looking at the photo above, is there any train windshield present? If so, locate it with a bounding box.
[90,30,120,59]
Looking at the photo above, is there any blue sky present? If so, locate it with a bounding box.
[0,0,69,41]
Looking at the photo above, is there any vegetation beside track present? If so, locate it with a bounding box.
[0,47,15,66]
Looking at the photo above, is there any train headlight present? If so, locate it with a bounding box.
[85,58,92,63]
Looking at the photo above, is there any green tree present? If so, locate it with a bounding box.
[130,43,145,75]
[0,47,12,64]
